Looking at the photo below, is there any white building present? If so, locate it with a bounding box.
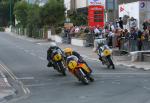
[64,0,71,10]
[76,0,87,9]
[64,0,88,10]
[119,1,150,29]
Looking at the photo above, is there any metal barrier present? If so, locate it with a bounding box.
[143,40,150,50]
[85,33,94,47]
[11,27,45,39]
[120,38,150,52]
[61,32,71,44]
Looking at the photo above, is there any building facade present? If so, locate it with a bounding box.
[65,0,146,24]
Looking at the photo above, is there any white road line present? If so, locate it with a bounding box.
[143,87,150,91]
[143,80,149,82]
[37,43,41,45]
[30,53,36,56]
[15,45,19,48]
[25,50,29,53]
[0,63,30,95]
[26,88,30,94]
[0,64,16,80]
[93,72,150,75]
[84,57,100,62]
[25,83,51,87]
[19,47,24,50]
[16,77,34,80]
[39,57,45,61]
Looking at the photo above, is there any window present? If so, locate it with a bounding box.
[94,19,103,22]
[94,15,103,19]
[94,11,103,15]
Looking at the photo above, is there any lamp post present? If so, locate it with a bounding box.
[9,0,12,26]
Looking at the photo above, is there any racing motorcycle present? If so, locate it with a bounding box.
[51,49,66,76]
[97,46,115,69]
[66,55,94,84]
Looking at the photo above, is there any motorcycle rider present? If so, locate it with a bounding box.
[63,48,92,73]
[97,42,112,64]
[47,42,64,67]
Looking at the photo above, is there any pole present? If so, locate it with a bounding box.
[9,0,12,26]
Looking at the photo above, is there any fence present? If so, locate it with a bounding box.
[84,33,150,52]
[11,27,45,39]
[119,37,150,52]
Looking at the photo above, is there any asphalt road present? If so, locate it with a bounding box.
[0,32,150,103]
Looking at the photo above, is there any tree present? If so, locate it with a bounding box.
[68,11,87,26]
[27,4,42,37]
[0,0,21,26]
[14,1,29,27]
[0,0,9,26]
[41,0,65,27]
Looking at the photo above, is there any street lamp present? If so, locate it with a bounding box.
[9,0,12,26]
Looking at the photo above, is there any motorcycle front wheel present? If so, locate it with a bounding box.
[76,68,89,85]
[57,62,66,76]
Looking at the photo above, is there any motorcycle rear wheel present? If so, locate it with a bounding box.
[107,56,115,69]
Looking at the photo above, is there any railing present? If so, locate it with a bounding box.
[11,27,45,39]
[119,37,150,52]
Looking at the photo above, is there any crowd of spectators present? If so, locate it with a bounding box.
[63,18,150,52]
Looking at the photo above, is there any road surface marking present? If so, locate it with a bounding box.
[39,57,45,61]
[86,58,99,62]
[0,64,16,80]
[0,63,30,95]
[19,47,24,50]
[30,53,36,56]
[143,87,150,91]
[93,72,150,75]
[16,77,34,80]
[25,83,52,87]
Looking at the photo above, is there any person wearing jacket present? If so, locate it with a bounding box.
[47,42,64,67]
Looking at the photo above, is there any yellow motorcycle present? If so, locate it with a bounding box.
[98,48,115,69]
[66,55,94,84]
[51,49,66,76]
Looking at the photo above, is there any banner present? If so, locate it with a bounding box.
[88,0,105,6]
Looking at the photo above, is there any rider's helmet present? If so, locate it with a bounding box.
[64,48,73,56]
[50,42,57,47]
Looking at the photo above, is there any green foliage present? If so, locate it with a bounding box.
[13,0,66,38]
[68,11,87,26]
[41,0,65,27]
[0,27,5,31]
[14,1,29,27]
[55,27,62,34]
[26,4,42,37]
[0,0,9,26]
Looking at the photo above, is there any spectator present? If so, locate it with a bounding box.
[124,29,130,41]
[129,28,138,51]
[94,27,100,39]
[119,17,123,29]
[129,17,137,29]
[143,19,149,31]
[107,30,115,47]
[74,26,80,33]
[137,30,144,51]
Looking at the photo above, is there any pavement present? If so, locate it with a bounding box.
[1,31,150,103]
[6,31,150,71]
[0,69,16,103]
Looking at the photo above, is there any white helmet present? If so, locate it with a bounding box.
[50,42,57,47]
